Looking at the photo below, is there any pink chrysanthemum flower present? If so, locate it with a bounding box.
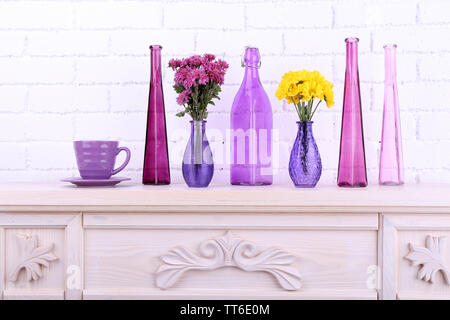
[169,53,229,121]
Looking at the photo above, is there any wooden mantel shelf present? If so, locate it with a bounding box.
[0,182,449,213]
[1,182,450,300]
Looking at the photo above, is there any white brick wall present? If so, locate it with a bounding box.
[0,0,449,185]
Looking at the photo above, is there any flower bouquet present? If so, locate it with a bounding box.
[169,54,228,187]
[276,70,334,187]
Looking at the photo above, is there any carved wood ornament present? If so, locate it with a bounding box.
[8,233,59,282]
[156,231,301,291]
[405,235,450,285]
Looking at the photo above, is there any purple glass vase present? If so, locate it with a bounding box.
[143,45,171,185]
[230,47,272,186]
[289,122,322,188]
[379,44,404,185]
[337,38,368,187]
[182,120,214,188]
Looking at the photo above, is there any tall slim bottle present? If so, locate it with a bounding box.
[337,38,368,187]
[379,44,404,185]
[230,47,272,185]
[143,45,170,184]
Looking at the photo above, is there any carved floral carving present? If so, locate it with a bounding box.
[405,235,450,284]
[8,233,59,282]
[156,231,301,291]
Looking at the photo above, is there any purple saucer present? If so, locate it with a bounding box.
[61,177,131,187]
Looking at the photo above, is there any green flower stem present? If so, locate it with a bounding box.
[294,97,323,122]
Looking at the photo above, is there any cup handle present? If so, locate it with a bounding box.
[111,147,131,176]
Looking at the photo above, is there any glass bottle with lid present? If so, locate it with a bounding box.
[230,47,273,185]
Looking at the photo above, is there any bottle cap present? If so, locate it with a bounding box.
[241,46,261,69]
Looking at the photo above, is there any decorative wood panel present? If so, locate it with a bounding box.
[156,231,301,291]
[381,214,450,300]
[405,236,450,284]
[84,213,377,300]
[8,233,58,282]
[0,213,82,300]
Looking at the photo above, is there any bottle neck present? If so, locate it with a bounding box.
[297,121,313,131]
[190,120,206,133]
[242,67,261,86]
[384,46,397,85]
[150,48,162,84]
[345,41,359,77]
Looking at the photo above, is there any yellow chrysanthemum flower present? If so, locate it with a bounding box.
[275,69,334,121]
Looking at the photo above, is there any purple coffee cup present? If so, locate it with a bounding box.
[74,140,131,179]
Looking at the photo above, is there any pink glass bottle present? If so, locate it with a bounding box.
[143,45,170,185]
[337,38,368,187]
[230,47,272,185]
[379,44,404,185]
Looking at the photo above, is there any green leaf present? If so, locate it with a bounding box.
[176,111,186,117]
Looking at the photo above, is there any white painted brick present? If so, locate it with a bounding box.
[196,31,283,56]
[264,56,334,86]
[74,113,146,141]
[417,170,450,183]
[0,32,26,56]
[0,114,29,141]
[29,85,109,113]
[419,113,450,140]
[110,31,196,56]
[315,140,340,170]
[76,57,147,83]
[0,86,28,112]
[400,83,450,110]
[75,2,162,29]
[419,55,450,80]
[373,26,450,53]
[165,3,245,30]
[110,85,148,112]
[420,0,450,24]
[0,0,449,184]
[335,0,416,27]
[365,140,380,170]
[285,29,371,55]
[363,112,383,142]
[28,31,110,56]
[0,142,27,169]
[28,142,75,170]
[247,2,332,28]
[27,114,74,141]
[0,57,74,84]
[0,2,73,29]
[404,141,450,169]
[120,141,144,171]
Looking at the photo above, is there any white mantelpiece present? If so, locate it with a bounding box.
[1,183,450,300]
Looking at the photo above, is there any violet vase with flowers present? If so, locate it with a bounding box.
[169,54,229,187]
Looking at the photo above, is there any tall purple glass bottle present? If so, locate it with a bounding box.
[143,45,170,185]
[337,38,368,187]
[230,47,272,185]
[379,44,404,185]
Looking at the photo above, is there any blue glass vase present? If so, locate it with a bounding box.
[182,120,214,187]
[289,121,322,188]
